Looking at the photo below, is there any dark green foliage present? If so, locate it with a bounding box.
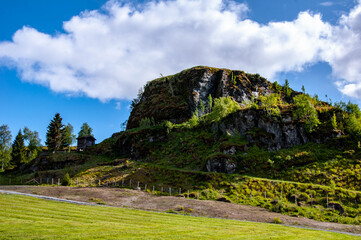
[273,81,282,94]
[344,114,361,136]
[11,130,26,168]
[0,124,12,171]
[139,117,155,129]
[46,113,65,153]
[331,113,337,130]
[78,122,93,137]
[346,101,361,118]
[334,101,361,118]
[61,173,71,186]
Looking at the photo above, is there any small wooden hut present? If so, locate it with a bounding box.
[77,135,96,151]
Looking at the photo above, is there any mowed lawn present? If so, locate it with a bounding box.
[0,194,360,240]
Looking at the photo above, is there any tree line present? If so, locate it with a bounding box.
[0,113,93,172]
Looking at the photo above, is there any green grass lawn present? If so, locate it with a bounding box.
[0,194,360,240]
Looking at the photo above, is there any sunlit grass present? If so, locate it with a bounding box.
[0,194,359,239]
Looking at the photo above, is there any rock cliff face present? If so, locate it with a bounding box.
[127,66,274,129]
[212,108,340,151]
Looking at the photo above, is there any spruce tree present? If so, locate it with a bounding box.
[46,113,65,153]
[11,129,26,168]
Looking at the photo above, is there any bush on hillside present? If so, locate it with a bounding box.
[259,93,282,118]
[61,173,71,186]
[293,94,320,132]
[205,96,241,123]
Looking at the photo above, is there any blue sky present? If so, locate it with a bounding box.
[1,0,361,144]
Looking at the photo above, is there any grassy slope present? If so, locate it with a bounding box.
[0,194,359,240]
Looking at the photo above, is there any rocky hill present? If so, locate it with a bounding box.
[127,66,275,129]
[4,66,361,226]
[120,66,341,161]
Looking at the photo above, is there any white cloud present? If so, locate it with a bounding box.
[320,0,361,98]
[320,2,335,7]
[115,101,121,110]
[0,0,361,100]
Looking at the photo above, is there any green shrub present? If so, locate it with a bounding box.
[139,117,155,129]
[259,93,282,117]
[205,96,241,122]
[273,217,282,224]
[331,112,338,130]
[344,114,361,136]
[293,94,320,132]
[61,173,71,186]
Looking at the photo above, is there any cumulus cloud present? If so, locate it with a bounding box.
[0,0,360,100]
[321,1,361,98]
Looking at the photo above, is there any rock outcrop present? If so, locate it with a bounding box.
[127,66,274,129]
[114,66,341,173]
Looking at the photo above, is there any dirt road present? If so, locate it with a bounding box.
[1,185,360,235]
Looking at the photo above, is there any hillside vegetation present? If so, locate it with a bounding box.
[2,66,361,227]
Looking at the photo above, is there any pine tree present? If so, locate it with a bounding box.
[78,122,93,137]
[283,79,292,99]
[46,113,65,153]
[11,129,26,168]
